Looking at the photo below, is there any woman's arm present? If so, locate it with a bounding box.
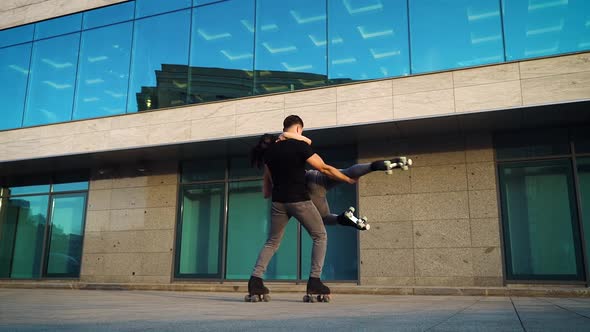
[279,131,312,145]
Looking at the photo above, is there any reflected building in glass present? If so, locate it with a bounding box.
[0,0,589,291]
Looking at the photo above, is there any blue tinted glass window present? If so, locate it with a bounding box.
[83,2,135,30]
[502,0,590,61]
[135,0,191,18]
[193,0,221,6]
[0,44,31,130]
[0,24,34,48]
[24,33,80,126]
[52,181,89,192]
[255,0,327,94]
[409,0,504,73]
[128,10,191,112]
[328,0,409,82]
[74,22,132,120]
[189,0,254,103]
[8,184,50,196]
[34,14,82,40]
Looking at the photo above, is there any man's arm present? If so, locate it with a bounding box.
[306,154,356,184]
[263,165,273,199]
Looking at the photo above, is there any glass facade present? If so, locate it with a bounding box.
[409,0,504,73]
[176,151,358,281]
[496,129,590,281]
[0,0,587,130]
[0,179,88,279]
[502,0,590,61]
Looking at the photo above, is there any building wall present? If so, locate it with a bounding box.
[358,133,502,287]
[81,161,177,283]
[0,0,127,30]
[1,52,589,163]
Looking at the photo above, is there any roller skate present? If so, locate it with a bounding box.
[371,157,413,174]
[245,276,271,302]
[338,207,370,230]
[303,277,331,303]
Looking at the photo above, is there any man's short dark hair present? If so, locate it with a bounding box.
[283,115,304,131]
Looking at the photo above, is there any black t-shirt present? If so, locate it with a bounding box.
[264,139,315,203]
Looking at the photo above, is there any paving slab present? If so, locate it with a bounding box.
[0,289,589,331]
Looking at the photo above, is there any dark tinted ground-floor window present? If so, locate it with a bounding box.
[175,148,359,281]
[0,178,88,279]
[496,128,590,282]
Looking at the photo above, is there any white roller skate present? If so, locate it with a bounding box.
[342,207,370,231]
[384,157,413,174]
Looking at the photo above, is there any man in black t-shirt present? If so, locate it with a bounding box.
[248,115,355,299]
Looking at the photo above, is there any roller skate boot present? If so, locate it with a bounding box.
[338,207,370,230]
[387,156,412,173]
[245,276,271,302]
[303,277,331,303]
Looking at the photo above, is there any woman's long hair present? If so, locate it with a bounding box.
[250,133,278,169]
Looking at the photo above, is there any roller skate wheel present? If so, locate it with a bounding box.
[365,224,371,230]
[262,294,271,302]
[386,170,393,175]
[244,295,250,302]
[407,159,413,166]
[402,166,409,171]
[348,206,355,213]
[303,295,311,302]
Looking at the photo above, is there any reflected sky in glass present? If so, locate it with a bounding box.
[189,0,254,102]
[255,0,327,94]
[74,22,132,120]
[328,0,410,82]
[0,44,31,130]
[193,0,223,6]
[128,10,191,112]
[0,24,34,48]
[502,0,590,61]
[34,14,82,40]
[410,0,504,73]
[83,2,135,30]
[24,33,80,126]
[135,0,191,18]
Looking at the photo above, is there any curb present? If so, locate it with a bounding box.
[1,282,589,297]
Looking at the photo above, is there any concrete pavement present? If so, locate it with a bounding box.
[1,289,590,331]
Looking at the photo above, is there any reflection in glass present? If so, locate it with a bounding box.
[0,44,31,130]
[502,0,590,61]
[182,159,226,183]
[328,0,410,82]
[499,160,584,280]
[135,0,191,18]
[189,0,254,103]
[229,156,262,180]
[176,183,224,277]
[225,181,298,280]
[46,194,86,277]
[3,195,49,279]
[52,181,89,192]
[24,33,80,126]
[193,0,222,6]
[74,22,132,120]
[83,2,135,30]
[0,24,34,48]
[128,10,191,112]
[255,0,327,94]
[409,0,504,73]
[495,128,570,160]
[577,158,590,278]
[300,149,358,280]
[8,184,50,196]
[34,14,82,40]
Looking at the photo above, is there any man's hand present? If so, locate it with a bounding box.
[306,154,356,184]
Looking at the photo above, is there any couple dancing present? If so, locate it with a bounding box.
[246,115,410,302]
